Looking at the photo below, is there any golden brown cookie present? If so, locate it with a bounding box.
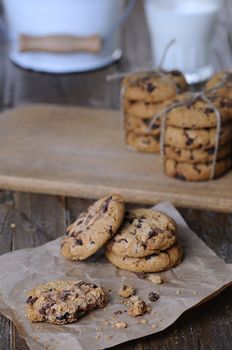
[164,144,232,163]
[122,72,177,103]
[26,280,107,325]
[206,71,232,100]
[164,124,232,149]
[123,98,171,119]
[106,209,177,258]
[105,243,183,273]
[126,131,160,153]
[164,157,232,181]
[165,93,232,129]
[124,114,160,136]
[61,194,125,261]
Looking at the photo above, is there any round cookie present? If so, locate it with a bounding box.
[164,124,232,149]
[123,98,172,119]
[206,71,232,99]
[166,93,232,129]
[61,194,125,261]
[106,209,177,258]
[126,132,160,153]
[164,157,232,181]
[163,69,188,92]
[105,243,183,273]
[26,280,107,325]
[122,72,177,103]
[124,114,160,136]
[164,144,232,163]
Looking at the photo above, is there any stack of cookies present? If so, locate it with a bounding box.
[105,209,182,273]
[122,70,188,153]
[163,92,232,181]
[61,194,183,273]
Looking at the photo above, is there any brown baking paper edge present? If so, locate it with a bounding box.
[0,201,232,350]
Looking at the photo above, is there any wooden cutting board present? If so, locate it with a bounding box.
[0,104,231,212]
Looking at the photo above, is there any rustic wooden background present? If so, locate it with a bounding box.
[0,1,232,349]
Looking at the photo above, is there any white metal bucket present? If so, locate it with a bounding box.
[2,0,132,73]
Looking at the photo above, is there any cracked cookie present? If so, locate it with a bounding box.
[164,124,232,149]
[164,143,232,163]
[26,280,107,325]
[126,131,160,153]
[105,243,183,273]
[61,194,125,261]
[164,157,232,181]
[106,209,177,258]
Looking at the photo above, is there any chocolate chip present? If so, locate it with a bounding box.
[135,272,147,279]
[205,108,214,114]
[102,196,112,213]
[145,255,153,261]
[148,292,160,302]
[175,174,186,181]
[75,239,83,245]
[146,82,156,92]
[114,310,123,316]
[57,312,70,321]
[148,228,163,238]
[60,291,70,301]
[186,137,194,146]
[38,307,47,315]
[137,222,142,229]
[207,147,215,155]
[26,296,38,305]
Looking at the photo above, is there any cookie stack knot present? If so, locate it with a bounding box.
[122,70,187,153]
[158,85,232,181]
[105,209,183,273]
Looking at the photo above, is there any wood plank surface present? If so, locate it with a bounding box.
[0,104,232,212]
[0,0,232,349]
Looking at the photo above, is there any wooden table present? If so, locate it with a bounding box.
[1,1,232,349]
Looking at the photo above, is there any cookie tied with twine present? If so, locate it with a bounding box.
[149,73,232,181]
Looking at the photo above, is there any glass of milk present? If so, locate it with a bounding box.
[144,0,222,83]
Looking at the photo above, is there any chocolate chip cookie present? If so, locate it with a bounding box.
[26,280,107,325]
[106,209,177,258]
[206,71,232,100]
[122,72,177,103]
[166,93,232,129]
[123,98,171,119]
[105,243,183,273]
[164,157,232,181]
[126,131,160,153]
[165,124,232,149]
[61,194,125,261]
[164,144,232,163]
[124,114,160,136]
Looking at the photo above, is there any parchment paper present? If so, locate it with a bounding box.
[0,202,232,350]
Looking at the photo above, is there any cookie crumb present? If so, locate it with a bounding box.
[10,223,16,229]
[192,290,197,295]
[135,272,147,279]
[128,299,147,317]
[113,322,127,329]
[118,284,135,298]
[139,319,148,324]
[152,323,158,329]
[176,290,181,295]
[95,334,100,340]
[148,292,160,302]
[148,275,163,284]
[114,310,123,316]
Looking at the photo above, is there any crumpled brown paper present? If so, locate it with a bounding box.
[0,202,232,350]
